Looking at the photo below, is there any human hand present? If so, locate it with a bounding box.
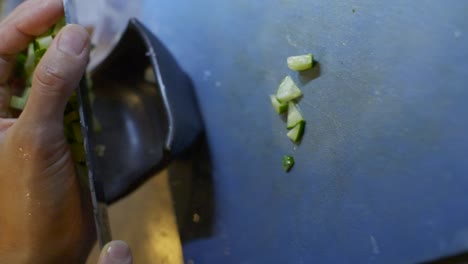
[98,241,133,264]
[0,0,95,263]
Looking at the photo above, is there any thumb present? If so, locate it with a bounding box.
[20,24,89,125]
[98,240,133,264]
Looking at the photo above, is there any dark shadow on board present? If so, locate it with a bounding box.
[167,134,216,243]
[298,61,321,85]
[421,251,468,264]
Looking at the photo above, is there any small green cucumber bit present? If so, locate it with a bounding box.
[286,102,304,129]
[282,155,295,172]
[287,54,313,71]
[93,116,102,133]
[270,95,288,114]
[24,43,35,78]
[95,144,106,157]
[22,87,31,100]
[9,96,26,110]
[52,17,66,36]
[64,111,80,124]
[70,143,86,163]
[287,121,305,143]
[35,36,53,50]
[34,49,47,65]
[276,75,302,103]
[72,122,84,143]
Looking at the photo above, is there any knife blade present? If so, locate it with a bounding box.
[63,0,112,249]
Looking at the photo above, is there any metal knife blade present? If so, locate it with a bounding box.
[63,0,112,249]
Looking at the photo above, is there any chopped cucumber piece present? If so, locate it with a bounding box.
[95,144,106,157]
[287,54,313,71]
[34,49,47,65]
[144,66,156,83]
[64,124,74,141]
[70,143,86,162]
[282,155,295,172]
[10,96,26,110]
[15,53,27,76]
[68,92,79,109]
[88,90,95,104]
[64,111,80,124]
[72,122,83,143]
[52,17,66,36]
[270,95,288,114]
[276,75,302,103]
[24,43,35,77]
[22,87,32,101]
[93,116,102,133]
[35,36,53,50]
[287,121,305,143]
[287,102,304,129]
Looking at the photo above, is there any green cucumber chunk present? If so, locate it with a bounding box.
[276,75,302,103]
[52,17,66,36]
[22,87,31,100]
[270,95,288,114]
[282,155,295,172]
[287,121,305,143]
[24,43,35,78]
[64,111,80,124]
[10,96,27,110]
[34,49,47,65]
[95,144,106,157]
[287,102,304,128]
[70,143,86,162]
[35,36,53,50]
[71,122,84,143]
[287,54,313,71]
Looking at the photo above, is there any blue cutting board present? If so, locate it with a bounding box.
[141,0,468,263]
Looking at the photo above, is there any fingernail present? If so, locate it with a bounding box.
[57,25,89,56]
[101,241,132,264]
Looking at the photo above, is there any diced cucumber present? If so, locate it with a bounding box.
[144,66,156,83]
[52,17,66,36]
[68,92,79,109]
[282,155,295,172]
[287,121,305,143]
[287,54,313,71]
[15,53,27,76]
[70,143,86,162]
[35,36,53,50]
[270,95,288,114]
[10,96,26,110]
[24,43,35,77]
[95,144,106,157]
[72,122,83,143]
[276,75,302,103]
[22,87,31,100]
[287,102,304,129]
[34,49,47,65]
[93,116,102,133]
[64,111,80,124]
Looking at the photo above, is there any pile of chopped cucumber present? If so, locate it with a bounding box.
[271,54,314,172]
[9,18,98,186]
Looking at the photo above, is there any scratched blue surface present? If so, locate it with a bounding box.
[141,0,468,263]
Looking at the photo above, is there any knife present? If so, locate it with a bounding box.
[63,0,112,249]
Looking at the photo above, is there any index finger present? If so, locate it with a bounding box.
[0,0,64,84]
